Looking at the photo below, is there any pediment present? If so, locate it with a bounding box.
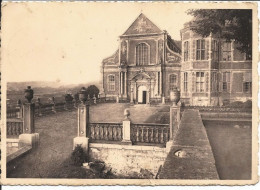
[123,13,162,36]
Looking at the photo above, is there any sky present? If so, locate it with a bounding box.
[2,2,194,84]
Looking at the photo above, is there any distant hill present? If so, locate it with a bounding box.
[7,81,101,95]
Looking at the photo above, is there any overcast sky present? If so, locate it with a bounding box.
[2,2,194,84]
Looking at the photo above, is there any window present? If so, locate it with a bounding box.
[196,72,205,92]
[136,43,149,65]
[184,41,189,61]
[243,72,252,93]
[169,74,177,91]
[212,40,219,61]
[196,39,205,60]
[107,75,115,91]
[222,72,230,92]
[222,42,232,61]
[184,72,188,92]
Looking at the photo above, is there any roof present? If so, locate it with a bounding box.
[122,13,162,36]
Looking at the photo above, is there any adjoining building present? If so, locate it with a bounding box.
[100,13,252,106]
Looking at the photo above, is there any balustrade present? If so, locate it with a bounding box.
[7,119,23,136]
[131,124,170,144]
[7,108,20,118]
[88,123,123,141]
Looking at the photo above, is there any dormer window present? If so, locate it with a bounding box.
[136,43,149,65]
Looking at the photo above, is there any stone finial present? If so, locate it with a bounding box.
[24,86,33,103]
[124,109,130,120]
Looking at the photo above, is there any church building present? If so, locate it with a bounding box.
[100,13,252,106]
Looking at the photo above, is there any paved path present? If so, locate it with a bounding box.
[7,111,78,178]
[159,109,219,179]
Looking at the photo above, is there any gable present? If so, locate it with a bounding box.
[123,13,162,35]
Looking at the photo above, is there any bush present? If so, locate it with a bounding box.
[71,145,87,166]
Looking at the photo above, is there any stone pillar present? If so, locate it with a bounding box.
[147,90,150,104]
[124,71,127,97]
[73,103,89,151]
[162,95,165,104]
[130,86,134,104]
[122,109,132,144]
[120,72,123,95]
[116,94,120,103]
[19,102,39,148]
[166,103,181,153]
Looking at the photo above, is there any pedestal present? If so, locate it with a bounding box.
[162,97,165,104]
[73,137,89,151]
[23,103,35,133]
[19,133,39,148]
[122,120,132,145]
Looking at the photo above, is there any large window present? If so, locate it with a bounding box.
[107,75,115,91]
[196,72,205,92]
[222,72,231,92]
[243,72,252,93]
[136,43,149,65]
[212,72,217,91]
[184,41,189,61]
[212,40,219,61]
[196,39,205,60]
[222,42,232,61]
[169,74,177,91]
[184,72,188,92]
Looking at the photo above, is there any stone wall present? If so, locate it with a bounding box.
[89,143,167,177]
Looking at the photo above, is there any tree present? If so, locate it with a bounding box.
[86,85,99,98]
[187,9,252,57]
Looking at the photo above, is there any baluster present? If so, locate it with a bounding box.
[96,125,100,140]
[91,125,95,139]
[15,123,19,135]
[146,128,149,143]
[165,127,168,143]
[155,128,159,143]
[100,125,104,140]
[110,126,113,140]
[150,128,154,143]
[136,126,139,142]
[140,126,144,142]
[160,128,164,143]
[105,125,108,140]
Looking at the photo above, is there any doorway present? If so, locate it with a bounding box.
[137,85,147,104]
[142,91,147,104]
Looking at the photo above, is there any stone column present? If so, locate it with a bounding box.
[147,90,150,104]
[166,103,181,152]
[120,71,123,96]
[73,103,89,151]
[124,71,127,97]
[19,102,39,148]
[122,109,132,144]
[130,85,134,104]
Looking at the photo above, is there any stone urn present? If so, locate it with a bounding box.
[170,87,180,106]
[124,109,130,120]
[24,86,34,103]
[79,87,87,103]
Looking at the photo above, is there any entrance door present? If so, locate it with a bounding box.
[137,85,147,104]
[142,91,147,104]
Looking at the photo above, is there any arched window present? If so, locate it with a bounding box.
[136,43,149,65]
[169,74,177,91]
[107,75,115,91]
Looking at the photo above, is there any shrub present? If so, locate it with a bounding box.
[71,145,87,166]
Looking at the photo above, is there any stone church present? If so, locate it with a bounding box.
[100,13,252,106]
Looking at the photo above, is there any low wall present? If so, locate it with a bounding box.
[89,143,167,177]
[200,112,251,121]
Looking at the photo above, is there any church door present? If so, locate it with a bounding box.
[142,91,147,104]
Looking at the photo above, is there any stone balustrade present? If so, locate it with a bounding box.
[7,119,23,136]
[131,123,170,144]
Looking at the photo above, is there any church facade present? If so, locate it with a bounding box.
[100,14,252,106]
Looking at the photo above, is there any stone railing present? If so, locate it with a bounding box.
[88,123,123,142]
[7,118,23,136]
[7,107,21,118]
[131,123,170,144]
